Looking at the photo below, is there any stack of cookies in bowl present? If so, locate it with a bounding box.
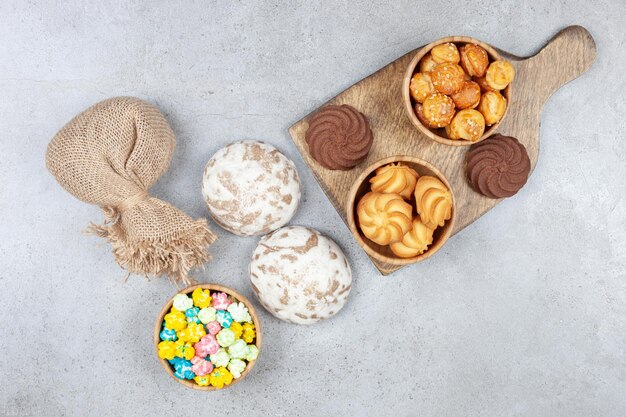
[404,37,515,145]
[347,156,456,267]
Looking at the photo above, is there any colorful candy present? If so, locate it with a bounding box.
[172,293,194,311]
[194,334,220,357]
[198,307,217,324]
[185,322,206,343]
[228,359,247,379]
[178,322,206,343]
[158,288,258,389]
[228,339,248,359]
[174,340,195,360]
[194,374,211,386]
[245,344,259,361]
[210,348,230,367]
[228,302,252,323]
[191,356,214,376]
[229,321,243,339]
[242,323,256,343]
[206,321,222,335]
[159,327,177,341]
[216,310,233,328]
[192,288,213,308]
[164,310,187,331]
[212,292,232,310]
[173,358,194,379]
[158,341,176,360]
[185,307,201,324]
[216,328,236,347]
[168,356,185,366]
[209,367,233,388]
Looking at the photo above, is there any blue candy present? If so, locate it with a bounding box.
[216,310,233,328]
[169,357,184,366]
[173,359,195,380]
[160,327,178,341]
[185,307,201,324]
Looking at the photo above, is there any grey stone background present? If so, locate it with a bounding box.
[1,1,624,416]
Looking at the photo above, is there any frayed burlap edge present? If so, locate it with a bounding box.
[87,209,217,287]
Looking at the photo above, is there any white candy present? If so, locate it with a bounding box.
[249,226,352,325]
[245,344,259,361]
[228,358,247,379]
[172,294,193,311]
[202,141,301,236]
[227,302,252,323]
[227,339,248,360]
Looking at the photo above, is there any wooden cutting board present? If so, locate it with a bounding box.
[288,25,596,275]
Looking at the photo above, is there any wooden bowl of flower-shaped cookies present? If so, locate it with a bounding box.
[403,36,513,146]
[154,284,262,391]
[346,156,456,266]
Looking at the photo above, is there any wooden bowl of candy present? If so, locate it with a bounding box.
[403,36,514,146]
[346,156,456,267]
[154,284,262,391]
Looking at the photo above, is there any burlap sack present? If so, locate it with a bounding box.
[46,97,216,285]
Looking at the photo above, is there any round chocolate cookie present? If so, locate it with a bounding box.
[305,104,373,170]
[465,134,530,198]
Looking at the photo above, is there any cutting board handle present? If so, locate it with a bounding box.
[525,25,596,102]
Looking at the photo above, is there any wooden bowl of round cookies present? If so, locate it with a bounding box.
[403,36,514,146]
[154,284,262,391]
[346,156,456,266]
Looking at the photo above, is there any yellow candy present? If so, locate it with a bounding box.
[209,367,234,388]
[186,322,206,343]
[242,323,256,343]
[194,375,211,386]
[178,322,205,343]
[174,340,195,360]
[157,341,176,360]
[229,321,243,339]
[192,288,212,309]
[164,310,187,331]
[177,328,191,342]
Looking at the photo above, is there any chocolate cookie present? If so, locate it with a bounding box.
[465,134,530,198]
[305,104,373,170]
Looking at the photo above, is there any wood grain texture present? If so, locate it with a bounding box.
[288,25,596,275]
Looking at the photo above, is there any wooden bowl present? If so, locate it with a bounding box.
[402,36,512,146]
[153,283,262,391]
[346,156,456,266]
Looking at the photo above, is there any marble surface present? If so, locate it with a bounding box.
[1,1,624,416]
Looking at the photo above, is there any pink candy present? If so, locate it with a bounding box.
[212,292,232,310]
[191,356,214,376]
[206,321,222,336]
[194,334,220,357]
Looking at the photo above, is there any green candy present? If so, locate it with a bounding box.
[216,328,236,347]
[209,348,230,367]
[197,307,217,324]
[228,339,248,359]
